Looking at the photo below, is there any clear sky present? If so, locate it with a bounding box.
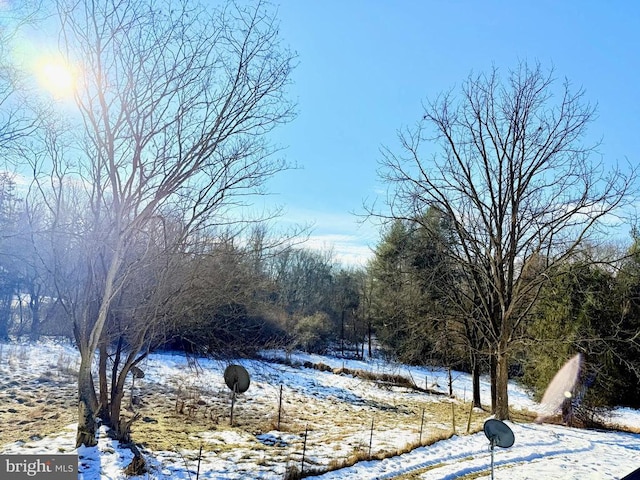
[260,1,640,267]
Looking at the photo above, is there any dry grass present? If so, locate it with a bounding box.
[323,429,457,477]
[122,364,497,479]
[126,368,497,477]
[55,352,79,378]
[0,381,77,445]
[289,357,444,395]
[454,469,493,480]
[0,344,79,446]
[386,464,443,479]
[0,348,533,479]
[333,366,418,389]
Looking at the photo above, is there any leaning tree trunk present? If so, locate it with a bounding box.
[75,244,124,447]
[108,339,132,441]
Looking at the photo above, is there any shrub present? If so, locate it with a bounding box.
[294,313,332,353]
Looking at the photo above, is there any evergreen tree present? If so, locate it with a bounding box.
[524,256,640,409]
[369,220,432,363]
[369,211,464,366]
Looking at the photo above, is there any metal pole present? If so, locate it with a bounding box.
[230,382,237,426]
[278,385,283,430]
[301,425,308,475]
[419,408,425,444]
[196,444,202,480]
[369,418,374,458]
[451,403,456,434]
[490,442,495,480]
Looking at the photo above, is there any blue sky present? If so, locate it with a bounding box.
[262,1,640,266]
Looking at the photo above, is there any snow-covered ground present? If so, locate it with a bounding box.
[1,339,639,479]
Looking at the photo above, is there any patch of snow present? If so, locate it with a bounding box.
[1,340,639,479]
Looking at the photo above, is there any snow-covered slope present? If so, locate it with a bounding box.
[1,339,638,479]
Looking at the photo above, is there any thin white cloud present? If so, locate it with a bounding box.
[278,207,379,267]
[305,233,374,267]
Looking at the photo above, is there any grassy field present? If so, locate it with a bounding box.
[0,341,543,478]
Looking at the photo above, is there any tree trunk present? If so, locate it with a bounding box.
[76,354,99,447]
[98,343,109,421]
[340,310,345,356]
[109,359,135,441]
[110,337,123,410]
[109,382,126,439]
[494,349,510,420]
[471,352,481,408]
[490,353,497,413]
[75,244,124,445]
[352,314,357,357]
[0,296,11,340]
[29,294,40,341]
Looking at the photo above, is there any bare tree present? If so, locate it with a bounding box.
[0,2,42,156]
[377,63,636,419]
[25,0,295,447]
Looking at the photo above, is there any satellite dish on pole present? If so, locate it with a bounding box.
[483,419,515,480]
[224,365,250,393]
[129,366,145,409]
[224,365,250,426]
[484,419,515,448]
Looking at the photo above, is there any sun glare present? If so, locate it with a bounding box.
[35,57,77,99]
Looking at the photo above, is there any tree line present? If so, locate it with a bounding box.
[369,216,640,416]
[0,170,365,441]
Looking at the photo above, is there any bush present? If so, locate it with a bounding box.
[294,313,333,353]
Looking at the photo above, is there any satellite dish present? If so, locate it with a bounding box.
[224,365,250,394]
[621,466,640,480]
[130,366,145,379]
[483,419,515,448]
[224,365,250,426]
[484,419,515,480]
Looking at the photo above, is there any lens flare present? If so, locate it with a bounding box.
[35,57,77,98]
